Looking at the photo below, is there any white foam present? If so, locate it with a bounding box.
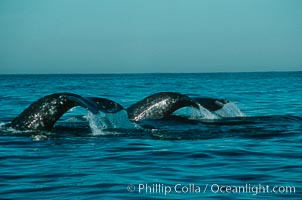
[189,102,245,120]
[31,134,49,141]
[87,110,136,136]
[191,104,219,120]
[214,102,246,118]
[0,122,7,129]
[0,126,35,135]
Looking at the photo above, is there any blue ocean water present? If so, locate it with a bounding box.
[0,72,301,199]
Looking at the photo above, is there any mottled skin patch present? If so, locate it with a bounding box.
[126,92,199,121]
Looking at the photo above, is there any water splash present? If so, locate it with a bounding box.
[31,134,49,141]
[87,110,136,136]
[190,102,245,120]
[0,122,6,129]
[191,104,219,120]
[214,102,246,117]
[0,122,54,140]
[0,122,33,135]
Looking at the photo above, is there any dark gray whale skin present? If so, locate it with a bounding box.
[11,93,124,131]
[126,92,199,121]
[193,98,229,111]
[86,97,124,113]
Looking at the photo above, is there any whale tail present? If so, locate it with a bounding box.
[11,93,123,131]
[126,92,199,121]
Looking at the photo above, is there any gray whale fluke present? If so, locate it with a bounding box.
[11,93,123,131]
[126,92,199,121]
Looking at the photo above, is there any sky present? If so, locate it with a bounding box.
[0,0,302,74]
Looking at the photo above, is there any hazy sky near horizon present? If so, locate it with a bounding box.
[0,0,302,74]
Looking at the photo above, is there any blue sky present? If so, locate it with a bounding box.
[0,0,301,74]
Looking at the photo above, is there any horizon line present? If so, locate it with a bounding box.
[0,70,301,75]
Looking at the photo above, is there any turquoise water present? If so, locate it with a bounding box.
[0,72,301,199]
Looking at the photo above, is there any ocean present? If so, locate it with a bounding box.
[0,72,301,199]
